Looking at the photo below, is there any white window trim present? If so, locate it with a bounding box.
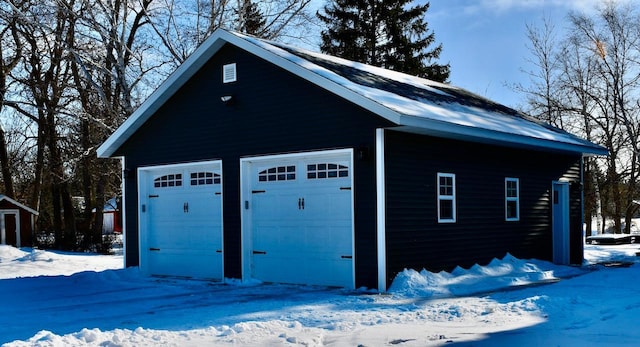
[505,177,520,221]
[437,173,456,223]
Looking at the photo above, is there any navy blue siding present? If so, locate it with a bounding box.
[117,44,393,288]
[383,130,583,286]
[113,42,587,290]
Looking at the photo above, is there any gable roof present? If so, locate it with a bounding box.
[97,29,607,158]
[0,195,39,215]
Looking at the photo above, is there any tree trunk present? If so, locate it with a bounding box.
[0,126,14,198]
[92,171,106,251]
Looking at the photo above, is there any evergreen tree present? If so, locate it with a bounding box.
[236,0,269,38]
[318,0,450,82]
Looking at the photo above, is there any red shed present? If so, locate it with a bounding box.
[0,195,38,248]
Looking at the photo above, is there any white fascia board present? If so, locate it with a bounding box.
[0,195,38,215]
[396,115,609,156]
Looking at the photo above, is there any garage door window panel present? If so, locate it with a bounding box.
[190,172,221,185]
[258,166,296,182]
[154,174,183,188]
[307,163,349,179]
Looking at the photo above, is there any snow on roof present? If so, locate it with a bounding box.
[236,32,606,155]
[97,29,607,158]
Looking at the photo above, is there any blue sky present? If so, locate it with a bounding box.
[427,0,603,109]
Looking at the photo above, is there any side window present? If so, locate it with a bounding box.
[505,178,519,221]
[154,174,183,188]
[437,173,456,223]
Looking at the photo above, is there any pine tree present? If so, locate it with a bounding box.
[318,0,450,82]
[236,0,269,38]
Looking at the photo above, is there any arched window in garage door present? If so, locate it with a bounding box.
[153,174,183,187]
[258,166,296,182]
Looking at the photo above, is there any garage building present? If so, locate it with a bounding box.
[97,29,606,291]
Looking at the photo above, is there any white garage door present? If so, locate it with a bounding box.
[242,149,354,288]
[138,161,223,280]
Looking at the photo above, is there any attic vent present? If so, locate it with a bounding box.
[223,63,237,83]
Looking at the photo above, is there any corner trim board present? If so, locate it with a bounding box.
[376,129,387,292]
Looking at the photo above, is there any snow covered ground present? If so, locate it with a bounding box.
[1,244,640,346]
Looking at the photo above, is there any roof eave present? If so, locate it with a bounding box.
[97,28,605,159]
[394,116,609,156]
[0,195,39,215]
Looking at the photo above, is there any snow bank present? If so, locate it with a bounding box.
[0,245,31,261]
[0,245,123,279]
[388,253,584,297]
[2,245,640,346]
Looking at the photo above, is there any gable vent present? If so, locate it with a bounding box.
[223,63,237,83]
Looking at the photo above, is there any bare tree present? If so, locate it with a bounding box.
[70,0,155,251]
[7,0,80,248]
[521,2,640,235]
[518,17,564,127]
[0,1,24,198]
[569,2,640,233]
[146,0,315,66]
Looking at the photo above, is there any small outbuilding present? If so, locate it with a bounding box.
[96,197,123,234]
[97,29,607,291]
[0,195,38,248]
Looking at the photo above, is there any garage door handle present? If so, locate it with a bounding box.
[216,249,222,253]
[341,255,352,259]
[253,250,267,255]
[149,248,160,251]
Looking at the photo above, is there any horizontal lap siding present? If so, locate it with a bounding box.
[568,160,583,265]
[117,44,393,288]
[384,130,582,286]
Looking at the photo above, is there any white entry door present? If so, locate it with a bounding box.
[138,161,223,280]
[552,181,570,265]
[242,149,354,288]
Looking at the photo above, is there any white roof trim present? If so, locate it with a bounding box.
[395,115,609,156]
[0,195,39,215]
[98,28,606,158]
